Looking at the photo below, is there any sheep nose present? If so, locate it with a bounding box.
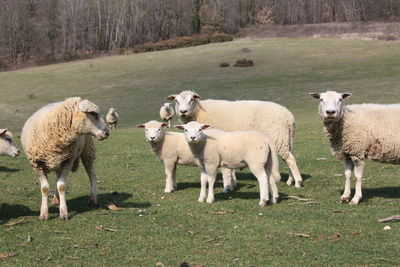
[326,110,336,115]
[190,136,196,141]
[150,136,156,140]
[104,131,109,137]
[180,110,187,114]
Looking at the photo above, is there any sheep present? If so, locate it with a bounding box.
[310,90,400,204]
[21,97,109,220]
[175,121,280,206]
[167,91,302,188]
[106,108,119,130]
[136,120,236,194]
[159,103,175,124]
[0,129,20,158]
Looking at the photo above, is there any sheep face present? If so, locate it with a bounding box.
[163,103,172,110]
[74,100,109,140]
[137,120,169,143]
[175,121,210,144]
[167,91,200,118]
[0,129,20,157]
[309,91,351,122]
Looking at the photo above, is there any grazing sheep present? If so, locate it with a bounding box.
[310,90,400,204]
[0,129,20,157]
[21,97,109,220]
[167,91,302,188]
[176,121,280,206]
[106,108,119,130]
[137,120,236,193]
[159,103,175,123]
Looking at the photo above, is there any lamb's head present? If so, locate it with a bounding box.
[137,120,169,143]
[175,121,210,144]
[163,103,172,110]
[167,91,200,119]
[73,99,109,140]
[309,91,351,122]
[0,129,20,157]
[108,108,115,114]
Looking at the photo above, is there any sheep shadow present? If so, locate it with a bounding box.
[48,192,150,219]
[216,190,290,203]
[0,203,36,224]
[0,165,20,172]
[337,186,400,202]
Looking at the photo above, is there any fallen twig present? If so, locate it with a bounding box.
[106,202,123,211]
[5,218,27,227]
[378,215,400,223]
[289,233,310,238]
[207,210,234,215]
[283,196,313,201]
[287,201,321,206]
[95,225,117,232]
[205,235,225,243]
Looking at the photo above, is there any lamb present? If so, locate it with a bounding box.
[21,97,109,220]
[136,120,236,193]
[167,91,302,188]
[159,103,175,123]
[175,121,280,206]
[0,129,20,157]
[310,90,400,204]
[106,108,119,130]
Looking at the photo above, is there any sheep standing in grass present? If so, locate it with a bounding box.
[21,97,109,220]
[310,90,400,204]
[159,103,175,123]
[0,129,20,158]
[176,121,280,206]
[167,91,302,188]
[106,108,119,130]
[137,120,236,193]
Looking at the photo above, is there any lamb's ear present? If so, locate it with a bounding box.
[79,99,98,113]
[309,93,320,99]
[0,129,7,136]
[174,125,185,130]
[166,95,177,101]
[193,93,200,99]
[201,124,211,130]
[342,93,352,99]
[161,122,169,128]
[136,124,146,128]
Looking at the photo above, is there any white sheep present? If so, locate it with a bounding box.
[167,91,302,188]
[310,90,400,204]
[159,103,175,123]
[106,108,119,130]
[0,129,20,157]
[136,120,236,193]
[21,97,109,220]
[176,121,280,206]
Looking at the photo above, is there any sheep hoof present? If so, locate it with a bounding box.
[349,198,361,205]
[286,179,294,186]
[294,181,304,188]
[340,197,350,203]
[222,188,229,194]
[59,214,69,221]
[88,198,98,207]
[198,197,206,203]
[39,214,49,221]
[206,198,215,204]
[51,195,60,206]
[259,200,267,207]
[271,197,278,204]
[164,188,174,193]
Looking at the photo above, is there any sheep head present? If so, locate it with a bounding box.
[167,91,200,119]
[137,120,169,143]
[0,129,20,157]
[309,91,351,123]
[73,99,109,140]
[175,121,210,144]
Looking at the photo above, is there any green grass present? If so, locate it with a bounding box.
[1,37,400,266]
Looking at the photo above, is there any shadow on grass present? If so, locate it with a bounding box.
[0,165,20,172]
[0,203,36,224]
[337,186,400,202]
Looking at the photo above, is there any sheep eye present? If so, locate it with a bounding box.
[5,137,11,143]
[198,129,201,132]
[175,100,179,104]
[319,99,323,102]
[189,99,193,103]
[184,129,188,132]
[145,129,148,132]
[158,129,161,132]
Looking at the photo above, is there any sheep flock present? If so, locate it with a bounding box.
[1,89,400,221]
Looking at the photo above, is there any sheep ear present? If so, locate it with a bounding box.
[201,124,211,130]
[0,129,7,136]
[309,93,320,99]
[174,125,185,130]
[193,93,200,99]
[166,95,177,101]
[342,93,352,99]
[161,122,169,128]
[136,124,146,128]
[79,99,98,112]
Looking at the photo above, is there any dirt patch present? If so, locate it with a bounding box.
[245,22,400,41]
[233,59,254,67]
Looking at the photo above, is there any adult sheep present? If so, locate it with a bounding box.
[310,90,400,204]
[0,129,20,158]
[167,91,303,188]
[21,97,109,220]
[106,108,119,130]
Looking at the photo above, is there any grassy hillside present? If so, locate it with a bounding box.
[1,37,400,266]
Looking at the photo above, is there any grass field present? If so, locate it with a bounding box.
[1,37,400,266]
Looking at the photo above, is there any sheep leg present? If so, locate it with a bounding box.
[52,183,60,206]
[206,168,217,204]
[249,165,269,206]
[198,171,208,203]
[38,173,50,221]
[56,168,70,220]
[81,138,98,206]
[286,170,294,186]
[221,167,234,193]
[266,162,279,204]
[340,159,354,203]
[163,160,177,193]
[350,159,364,204]
[284,152,303,188]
